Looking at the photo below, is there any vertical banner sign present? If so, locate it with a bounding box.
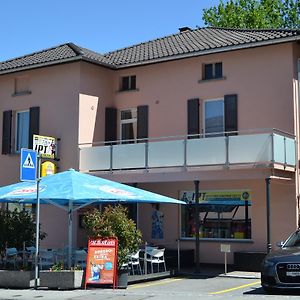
[85,238,118,289]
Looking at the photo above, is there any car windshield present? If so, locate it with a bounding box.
[283,230,300,247]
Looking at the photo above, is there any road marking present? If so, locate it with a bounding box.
[210,280,261,294]
[129,278,183,289]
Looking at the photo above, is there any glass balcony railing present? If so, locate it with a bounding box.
[79,129,296,172]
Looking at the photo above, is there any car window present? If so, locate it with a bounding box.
[283,230,300,247]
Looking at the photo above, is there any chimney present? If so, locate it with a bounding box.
[179,27,191,33]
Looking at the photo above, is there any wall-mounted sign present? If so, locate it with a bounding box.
[41,161,56,177]
[85,238,118,289]
[180,190,251,205]
[33,134,56,159]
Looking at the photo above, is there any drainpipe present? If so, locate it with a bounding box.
[194,180,200,273]
[266,178,272,253]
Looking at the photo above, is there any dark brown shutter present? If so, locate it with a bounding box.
[105,107,117,142]
[224,94,238,135]
[187,98,199,138]
[137,105,148,141]
[28,107,40,149]
[2,110,12,154]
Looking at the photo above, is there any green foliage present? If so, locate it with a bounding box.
[0,210,36,253]
[202,0,300,29]
[83,205,142,269]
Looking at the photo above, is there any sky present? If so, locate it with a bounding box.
[0,0,223,62]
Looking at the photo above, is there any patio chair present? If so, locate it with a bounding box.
[73,249,87,269]
[128,249,142,275]
[39,250,55,270]
[145,248,166,273]
[4,247,22,268]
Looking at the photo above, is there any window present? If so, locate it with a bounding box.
[15,110,30,152]
[203,99,224,137]
[120,109,137,143]
[180,190,252,240]
[203,62,222,80]
[120,75,136,91]
[2,107,39,155]
[14,76,31,95]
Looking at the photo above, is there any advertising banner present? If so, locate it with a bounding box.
[85,238,118,289]
[180,190,251,205]
[33,134,56,159]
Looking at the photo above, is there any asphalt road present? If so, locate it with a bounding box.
[0,276,299,300]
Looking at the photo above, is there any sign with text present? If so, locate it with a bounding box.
[85,238,118,289]
[33,134,56,159]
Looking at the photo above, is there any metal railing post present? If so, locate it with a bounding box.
[177,239,180,272]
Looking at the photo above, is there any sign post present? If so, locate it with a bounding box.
[20,148,41,289]
[85,238,118,289]
[220,244,231,275]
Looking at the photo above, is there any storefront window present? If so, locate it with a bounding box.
[180,190,251,239]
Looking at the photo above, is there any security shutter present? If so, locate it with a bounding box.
[224,94,238,135]
[137,105,148,141]
[2,110,12,154]
[187,98,199,138]
[28,106,40,149]
[105,107,117,142]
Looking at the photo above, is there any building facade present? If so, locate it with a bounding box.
[0,28,300,264]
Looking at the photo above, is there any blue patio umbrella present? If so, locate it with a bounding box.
[0,169,185,270]
[0,168,185,206]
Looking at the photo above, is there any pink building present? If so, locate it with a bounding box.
[0,27,300,266]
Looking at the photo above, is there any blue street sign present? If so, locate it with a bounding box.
[20,148,37,182]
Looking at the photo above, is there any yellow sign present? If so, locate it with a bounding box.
[33,134,56,159]
[180,190,251,204]
[41,161,56,177]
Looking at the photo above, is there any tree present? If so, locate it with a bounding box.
[202,0,300,29]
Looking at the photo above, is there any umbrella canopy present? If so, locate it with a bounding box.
[0,168,185,206]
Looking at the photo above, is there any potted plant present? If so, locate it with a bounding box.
[83,205,142,288]
[40,262,84,289]
[0,209,36,288]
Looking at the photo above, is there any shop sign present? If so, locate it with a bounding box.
[85,238,118,289]
[180,190,251,204]
[33,134,56,159]
[41,161,56,177]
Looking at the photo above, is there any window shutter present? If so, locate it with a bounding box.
[105,107,117,142]
[187,98,199,138]
[224,94,238,135]
[137,105,148,141]
[28,107,40,149]
[2,110,12,154]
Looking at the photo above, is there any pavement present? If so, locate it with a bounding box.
[0,265,261,300]
[177,265,261,279]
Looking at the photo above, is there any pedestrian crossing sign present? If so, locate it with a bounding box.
[20,148,37,182]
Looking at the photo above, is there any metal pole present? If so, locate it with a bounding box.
[266,178,272,253]
[68,201,73,269]
[34,155,41,290]
[194,180,200,273]
[177,239,180,272]
[224,252,227,275]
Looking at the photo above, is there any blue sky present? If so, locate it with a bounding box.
[0,0,222,61]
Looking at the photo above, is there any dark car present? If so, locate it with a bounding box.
[261,229,300,293]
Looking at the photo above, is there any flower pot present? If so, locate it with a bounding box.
[117,268,129,289]
[0,270,34,288]
[40,270,84,289]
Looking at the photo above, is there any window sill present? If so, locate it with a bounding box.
[12,91,32,97]
[198,76,226,84]
[179,237,253,243]
[116,88,139,93]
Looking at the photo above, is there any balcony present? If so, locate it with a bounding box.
[79,129,296,173]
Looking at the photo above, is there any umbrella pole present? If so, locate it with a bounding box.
[68,201,73,269]
[34,155,41,289]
